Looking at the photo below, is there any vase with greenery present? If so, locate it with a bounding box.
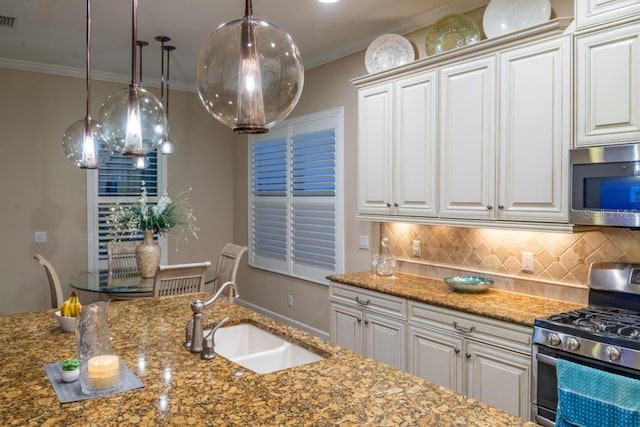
[107,182,198,277]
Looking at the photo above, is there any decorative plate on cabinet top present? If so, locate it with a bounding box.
[444,276,494,293]
[425,14,481,56]
[364,34,416,74]
[482,0,552,39]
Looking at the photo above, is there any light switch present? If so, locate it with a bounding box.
[358,235,369,250]
[412,240,421,257]
[522,251,534,273]
[35,231,47,243]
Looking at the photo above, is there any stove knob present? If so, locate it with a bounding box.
[547,333,561,347]
[605,346,621,362]
[566,337,580,351]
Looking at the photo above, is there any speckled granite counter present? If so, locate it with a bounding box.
[0,295,534,426]
[327,272,585,327]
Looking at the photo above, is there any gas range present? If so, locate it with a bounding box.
[533,263,640,369]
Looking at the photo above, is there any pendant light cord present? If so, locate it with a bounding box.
[245,0,253,18]
[131,0,138,86]
[85,0,91,118]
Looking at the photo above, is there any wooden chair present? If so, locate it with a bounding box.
[213,243,248,301]
[152,262,211,297]
[34,254,64,309]
[107,241,139,278]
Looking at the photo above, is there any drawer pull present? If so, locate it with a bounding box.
[355,296,371,306]
[453,322,475,334]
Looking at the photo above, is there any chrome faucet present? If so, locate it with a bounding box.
[200,316,231,359]
[188,281,239,353]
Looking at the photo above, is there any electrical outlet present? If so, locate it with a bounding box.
[412,240,421,257]
[522,252,534,273]
[35,231,47,243]
[358,235,369,250]
[287,295,293,307]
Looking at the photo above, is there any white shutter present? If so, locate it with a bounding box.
[249,108,344,284]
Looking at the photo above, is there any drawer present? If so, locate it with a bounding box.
[330,282,406,320]
[408,301,532,354]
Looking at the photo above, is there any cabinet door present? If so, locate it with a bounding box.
[407,325,463,393]
[330,302,364,354]
[357,83,393,215]
[576,22,640,146]
[364,311,405,370]
[498,35,570,222]
[393,72,438,217]
[465,341,531,420]
[576,0,640,29]
[439,56,497,219]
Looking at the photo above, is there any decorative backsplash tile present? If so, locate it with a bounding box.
[380,223,640,303]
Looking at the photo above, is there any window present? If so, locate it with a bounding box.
[87,151,167,271]
[249,108,344,284]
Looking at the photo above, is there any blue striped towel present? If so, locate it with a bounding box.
[556,358,640,427]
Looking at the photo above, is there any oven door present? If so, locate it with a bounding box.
[532,342,640,427]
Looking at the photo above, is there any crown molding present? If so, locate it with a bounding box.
[0,57,196,93]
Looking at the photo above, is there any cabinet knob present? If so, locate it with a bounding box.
[394,202,399,207]
[465,353,472,359]
[486,205,493,210]
[357,317,362,323]
[498,204,504,209]
[454,348,460,354]
[386,202,392,207]
[364,319,369,325]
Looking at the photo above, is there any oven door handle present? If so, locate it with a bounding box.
[535,414,556,427]
[536,352,557,367]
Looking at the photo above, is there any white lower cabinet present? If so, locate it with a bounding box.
[407,301,532,420]
[330,282,533,420]
[330,282,406,370]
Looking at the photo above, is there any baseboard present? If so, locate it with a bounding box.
[235,299,330,341]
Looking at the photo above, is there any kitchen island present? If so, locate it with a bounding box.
[0,294,535,426]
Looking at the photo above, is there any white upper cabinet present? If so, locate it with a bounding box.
[498,35,571,222]
[575,0,640,30]
[575,21,640,146]
[439,56,497,220]
[357,72,438,218]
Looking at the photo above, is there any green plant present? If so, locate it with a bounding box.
[62,358,79,371]
[107,182,199,240]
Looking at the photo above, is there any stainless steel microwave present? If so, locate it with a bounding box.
[571,143,640,227]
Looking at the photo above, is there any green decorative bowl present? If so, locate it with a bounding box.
[444,276,494,293]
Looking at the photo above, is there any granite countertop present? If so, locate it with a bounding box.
[0,294,534,426]
[327,272,585,327]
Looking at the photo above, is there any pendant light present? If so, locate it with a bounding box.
[99,0,167,156]
[62,0,112,169]
[156,36,175,155]
[196,0,304,134]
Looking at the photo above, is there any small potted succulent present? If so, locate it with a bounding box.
[60,358,79,383]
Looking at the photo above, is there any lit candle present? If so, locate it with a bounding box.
[87,355,121,390]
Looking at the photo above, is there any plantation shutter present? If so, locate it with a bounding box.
[249,108,343,284]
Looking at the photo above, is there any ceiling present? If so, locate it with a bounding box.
[0,0,488,90]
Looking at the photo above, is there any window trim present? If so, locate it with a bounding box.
[248,107,344,285]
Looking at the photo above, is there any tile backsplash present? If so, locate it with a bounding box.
[381,223,640,303]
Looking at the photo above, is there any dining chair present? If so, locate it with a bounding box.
[213,243,248,301]
[152,261,212,298]
[33,254,64,309]
[107,241,139,278]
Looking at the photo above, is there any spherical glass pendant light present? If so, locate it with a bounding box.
[62,0,112,169]
[63,118,112,168]
[196,0,304,134]
[99,0,167,156]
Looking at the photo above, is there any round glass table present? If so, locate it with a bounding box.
[70,269,217,298]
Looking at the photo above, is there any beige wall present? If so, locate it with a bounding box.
[0,67,234,314]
